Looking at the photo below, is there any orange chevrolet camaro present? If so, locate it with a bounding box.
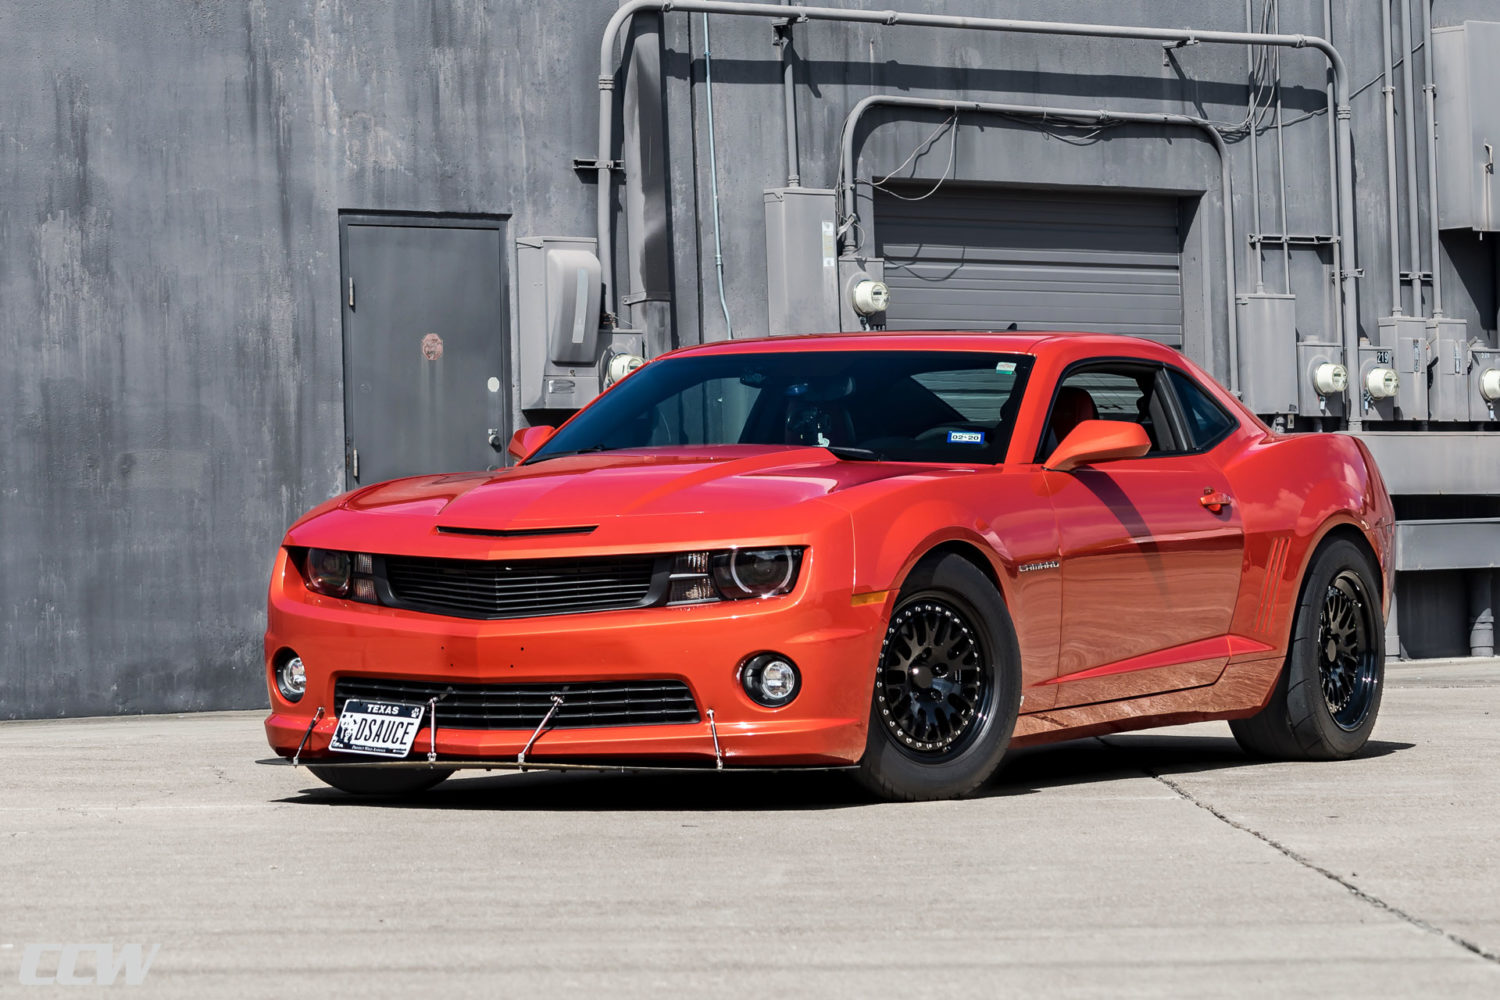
[262,332,1395,800]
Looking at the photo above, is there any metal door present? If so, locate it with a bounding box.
[341,217,508,488]
[876,186,1185,344]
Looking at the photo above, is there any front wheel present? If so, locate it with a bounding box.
[855,553,1022,801]
[306,765,454,796]
[1230,537,1385,760]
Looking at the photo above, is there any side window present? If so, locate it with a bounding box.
[1167,368,1237,449]
[1038,363,1181,460]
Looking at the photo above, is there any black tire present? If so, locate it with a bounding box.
[855,553,1022,801]
[306,765,454,796]
[1230,537,1384,760]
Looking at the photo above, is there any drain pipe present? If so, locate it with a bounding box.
[1421,0,1443,316]
[1399,0,1425,315]
[594,1,1359,425]
[776,0,802,186]
[838,96,1239,392]
[1246,0,1265,293]
[1381,0,1404,314]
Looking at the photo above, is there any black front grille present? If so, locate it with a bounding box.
[333,677,700,729]
[380,554,661,620]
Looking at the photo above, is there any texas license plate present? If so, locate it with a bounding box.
[329,700,426,758]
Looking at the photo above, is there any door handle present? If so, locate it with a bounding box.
[1199,489,1233,513]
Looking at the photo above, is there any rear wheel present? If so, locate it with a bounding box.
[1230,537,1384,760]
[855,554,1021,801]
[306,765,454,796]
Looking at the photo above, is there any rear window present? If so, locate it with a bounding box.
[1168,368,1237,448]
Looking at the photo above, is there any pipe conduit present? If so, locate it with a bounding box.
[595,1,1361,424]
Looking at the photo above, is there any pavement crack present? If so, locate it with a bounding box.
[1096,735,1500,968]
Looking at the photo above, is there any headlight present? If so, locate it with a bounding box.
[668,547,804,604]
[299,548,379,603]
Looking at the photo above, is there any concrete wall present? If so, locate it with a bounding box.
[2,1,1495,717]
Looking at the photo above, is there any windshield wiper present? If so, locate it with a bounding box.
[524,443,613,465]
[824,445,883,461]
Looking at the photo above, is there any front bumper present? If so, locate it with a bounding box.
[263,548,887,767]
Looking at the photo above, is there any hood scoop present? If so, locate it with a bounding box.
[435,524,597,538]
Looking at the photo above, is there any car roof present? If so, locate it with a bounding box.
[666,330,1183,363]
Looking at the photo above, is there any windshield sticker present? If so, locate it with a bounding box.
[994,361,1017,373]
[947,430,986,445]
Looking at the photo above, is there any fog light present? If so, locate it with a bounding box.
[277,655,307,702]
[740,653,800,707]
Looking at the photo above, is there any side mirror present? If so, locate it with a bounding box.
[507,424,555,462]
[1043,420,1151,472]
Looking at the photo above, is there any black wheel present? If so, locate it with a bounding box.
[1231,537,1385,760]
[306,765,454,796]
[855,553,1021,801]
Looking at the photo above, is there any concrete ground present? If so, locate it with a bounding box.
[1,662,1496,998]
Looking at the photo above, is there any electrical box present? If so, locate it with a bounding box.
[764,188,840,335]
[1357,345,1401,423]
[1433,22,1500,231]
[1297,342,1347,420]
[838,257,887,332]
[1470,346,1500,421]
[516,236,603,410]
[1428,317,1471,421]
[1378,315,1430,419]
[1235,293,1299,416]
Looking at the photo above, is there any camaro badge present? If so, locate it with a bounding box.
[1018,560,1060,573]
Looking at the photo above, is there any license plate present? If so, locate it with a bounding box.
[329,700,426,758]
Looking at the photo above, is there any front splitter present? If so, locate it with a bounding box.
[256,757,856,774]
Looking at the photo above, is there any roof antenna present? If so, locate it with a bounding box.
[1005,323,1019,331]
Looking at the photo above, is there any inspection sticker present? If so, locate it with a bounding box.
[947,430,986,445]
[329,700,425,757]
[995,361,1017,373]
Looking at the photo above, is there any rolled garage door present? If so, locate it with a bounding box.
[875,186,1184,344]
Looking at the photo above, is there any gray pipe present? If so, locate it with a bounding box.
[1422,0,1444,315]
[1322,0,1360,431]
[594,1,1359,422]
[778,1,801,186]
[1400,0,1424,315]
[1273,0,1291,295]
[1382,0,1404,313]
[838,96,1239,392]
[1246,0,1265,293]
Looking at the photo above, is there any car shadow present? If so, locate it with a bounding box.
[273,734,1415,811]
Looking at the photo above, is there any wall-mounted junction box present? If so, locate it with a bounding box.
[1434,22,1500,231]
[1429,317,1471,421]
[1377,315,1430,420]
[764,188,840,336]
[517,236,603,410]
[1235,292,1298,416]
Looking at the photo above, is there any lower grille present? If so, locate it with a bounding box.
[333,677,700,729]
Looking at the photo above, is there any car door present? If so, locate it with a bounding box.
[1039,363,1245,708]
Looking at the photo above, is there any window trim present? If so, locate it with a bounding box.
[1032,356,1240,464]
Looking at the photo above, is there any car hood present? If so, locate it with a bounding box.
[338,446,946,530]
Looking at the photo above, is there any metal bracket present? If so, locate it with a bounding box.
[1400,270,1434,283]
[291,706,325,767]
[1341,268,1366,280]
[425,687,453,764]
[517,695,565,770]
[1161,37,1198,65]
[572,157,624,176]
[707,708,723,771]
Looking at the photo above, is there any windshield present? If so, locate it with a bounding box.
[528,349,1035,465]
